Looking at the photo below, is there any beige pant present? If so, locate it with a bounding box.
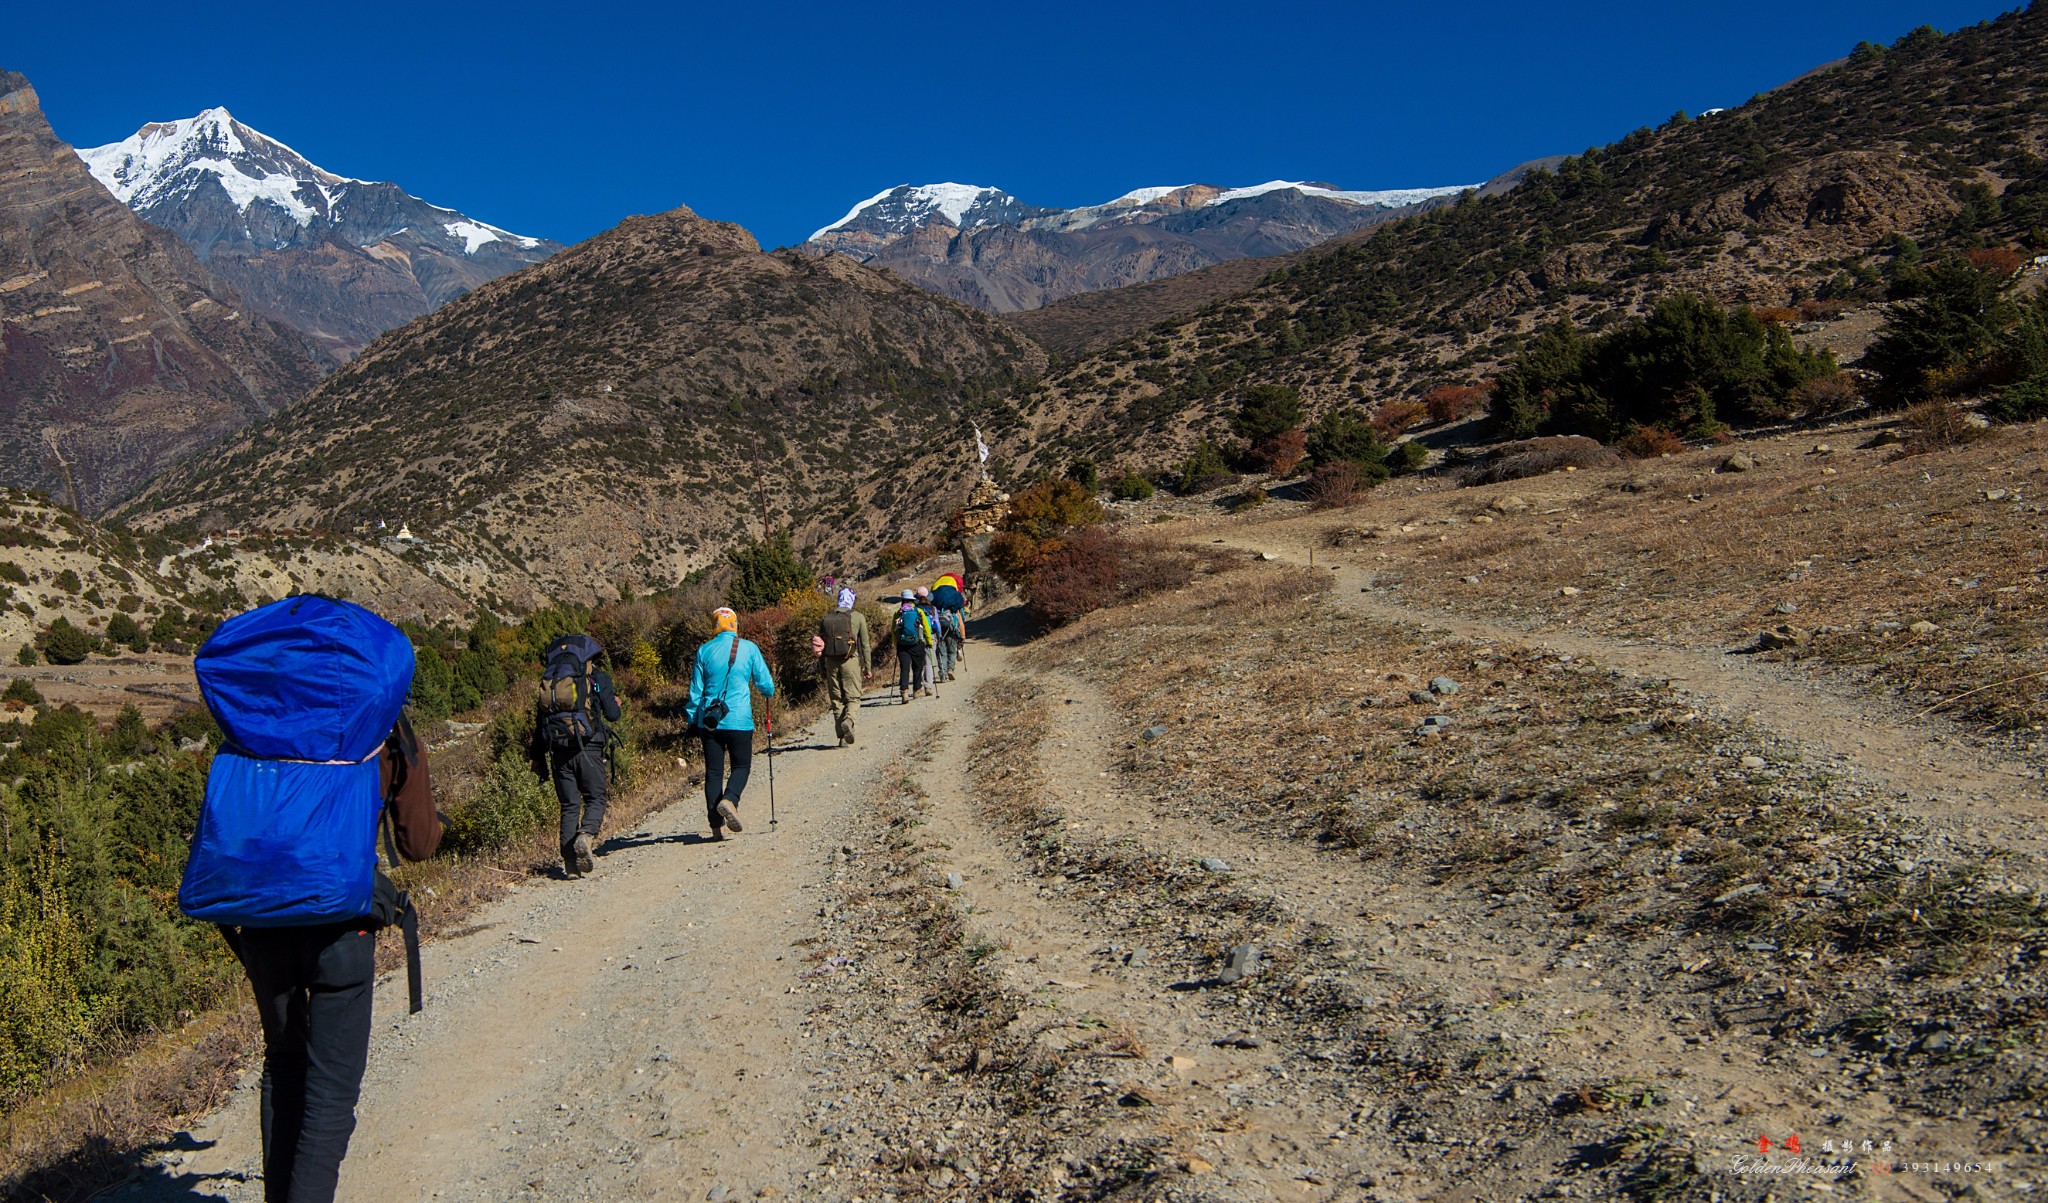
[824,655,862,738]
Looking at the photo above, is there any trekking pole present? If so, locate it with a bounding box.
[765,692,777,832]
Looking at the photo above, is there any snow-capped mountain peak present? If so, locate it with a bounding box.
[80,110,544,255]
[73,108,559,357]
[811,183,1026,241]
[82,107,355,228]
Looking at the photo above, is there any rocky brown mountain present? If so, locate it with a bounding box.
[0,71,329,514]
[805,180,1473,313]
[81,109,562,358]
[1003,9,2048,476]
[118,205,1044,601]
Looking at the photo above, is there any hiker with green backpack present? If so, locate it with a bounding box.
[689,607,776,838]
[892,589,934,704]
[178,596,442,1203]
[536,634,623,877]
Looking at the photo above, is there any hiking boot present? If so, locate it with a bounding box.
[900,690,910,704]
[717,798,743,833]
[572,832,594,876]
[711,827,725,842]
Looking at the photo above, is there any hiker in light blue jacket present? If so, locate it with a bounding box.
[688,607,776,839]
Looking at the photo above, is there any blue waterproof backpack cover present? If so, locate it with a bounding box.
[178,596,416,928]
[932,583,964,611]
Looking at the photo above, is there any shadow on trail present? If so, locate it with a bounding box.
[766,742,840,754]
[597,831,722,853]
[38,1131,246,1203]
[964,601,1033,649]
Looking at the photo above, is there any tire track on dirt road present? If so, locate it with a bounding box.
[1219,530,2048,868]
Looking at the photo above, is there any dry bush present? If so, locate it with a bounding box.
[1021,527,1195,628]
[1023,530,1122,627]
[1372,400,1428,439]
[876,541,931,573]
[1797,298,1849,321]
[1965,246,2028,278]
[1752,306,1800,324]
[1791,371,1863,417]
[1896,400,1996,455]
[1424,384,1488,425]
[1251,429,1306,476]
[1306,461,1361,510]
[1454,436,1622,486]
[1616,426,1686,459]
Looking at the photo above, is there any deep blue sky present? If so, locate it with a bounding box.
[9,0,2023,250]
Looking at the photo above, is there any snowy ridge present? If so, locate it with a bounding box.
[1204,180,1475,208]
[80,108,544,254]
[813,178,1478,244]
[811,183,1010,240]
[1109,185,1191,205]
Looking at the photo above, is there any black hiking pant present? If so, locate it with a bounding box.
[700,727,754,828]
[551,741,608,861]
[236,923,376,1203]
[896,643,927,695]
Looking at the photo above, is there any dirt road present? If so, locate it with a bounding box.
[119,656,998,1203]
[1216,521,2048,869]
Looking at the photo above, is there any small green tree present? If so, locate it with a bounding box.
[1066,457,1100,494]
[1865,255,2017,404]
[1176,439,1233,494]
[53,569,81,595]
[40,618,92,666]
[14,645,35,666]
[1231,384,1304,444]
[1306,410,1393,483]
[726,529,813,613]
[3,677,42,706]
[105,612,142,651]
[1110,471,1155,502]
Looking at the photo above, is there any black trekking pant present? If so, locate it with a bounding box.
[552,741,608,860]
[236,923,376,1203]
[897,644,927,694]
[700,727,754,828]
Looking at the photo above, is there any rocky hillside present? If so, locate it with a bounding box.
[1003,8,2048,472]
[117,205,1045,600]
[805,180,1472,313]
[81,108,562,358]
[0,72,330,515]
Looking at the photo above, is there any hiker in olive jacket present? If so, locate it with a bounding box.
[811,587,871,746]
[689,607,776,838]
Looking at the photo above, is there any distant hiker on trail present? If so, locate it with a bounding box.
[178,596,442,1203]
[810,587,871,746]
[931,573,967,682]
[892,589,934,704]
[537,634,623,878]
[913,586,944,696]
[689,607,776,838]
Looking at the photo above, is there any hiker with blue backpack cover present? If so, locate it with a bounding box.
[930,574,966,683]
[689,607,776,839]
[178,596,441,1203]
[536,633,623,877]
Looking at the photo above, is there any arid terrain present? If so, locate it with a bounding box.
[35,413,2035,1203]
